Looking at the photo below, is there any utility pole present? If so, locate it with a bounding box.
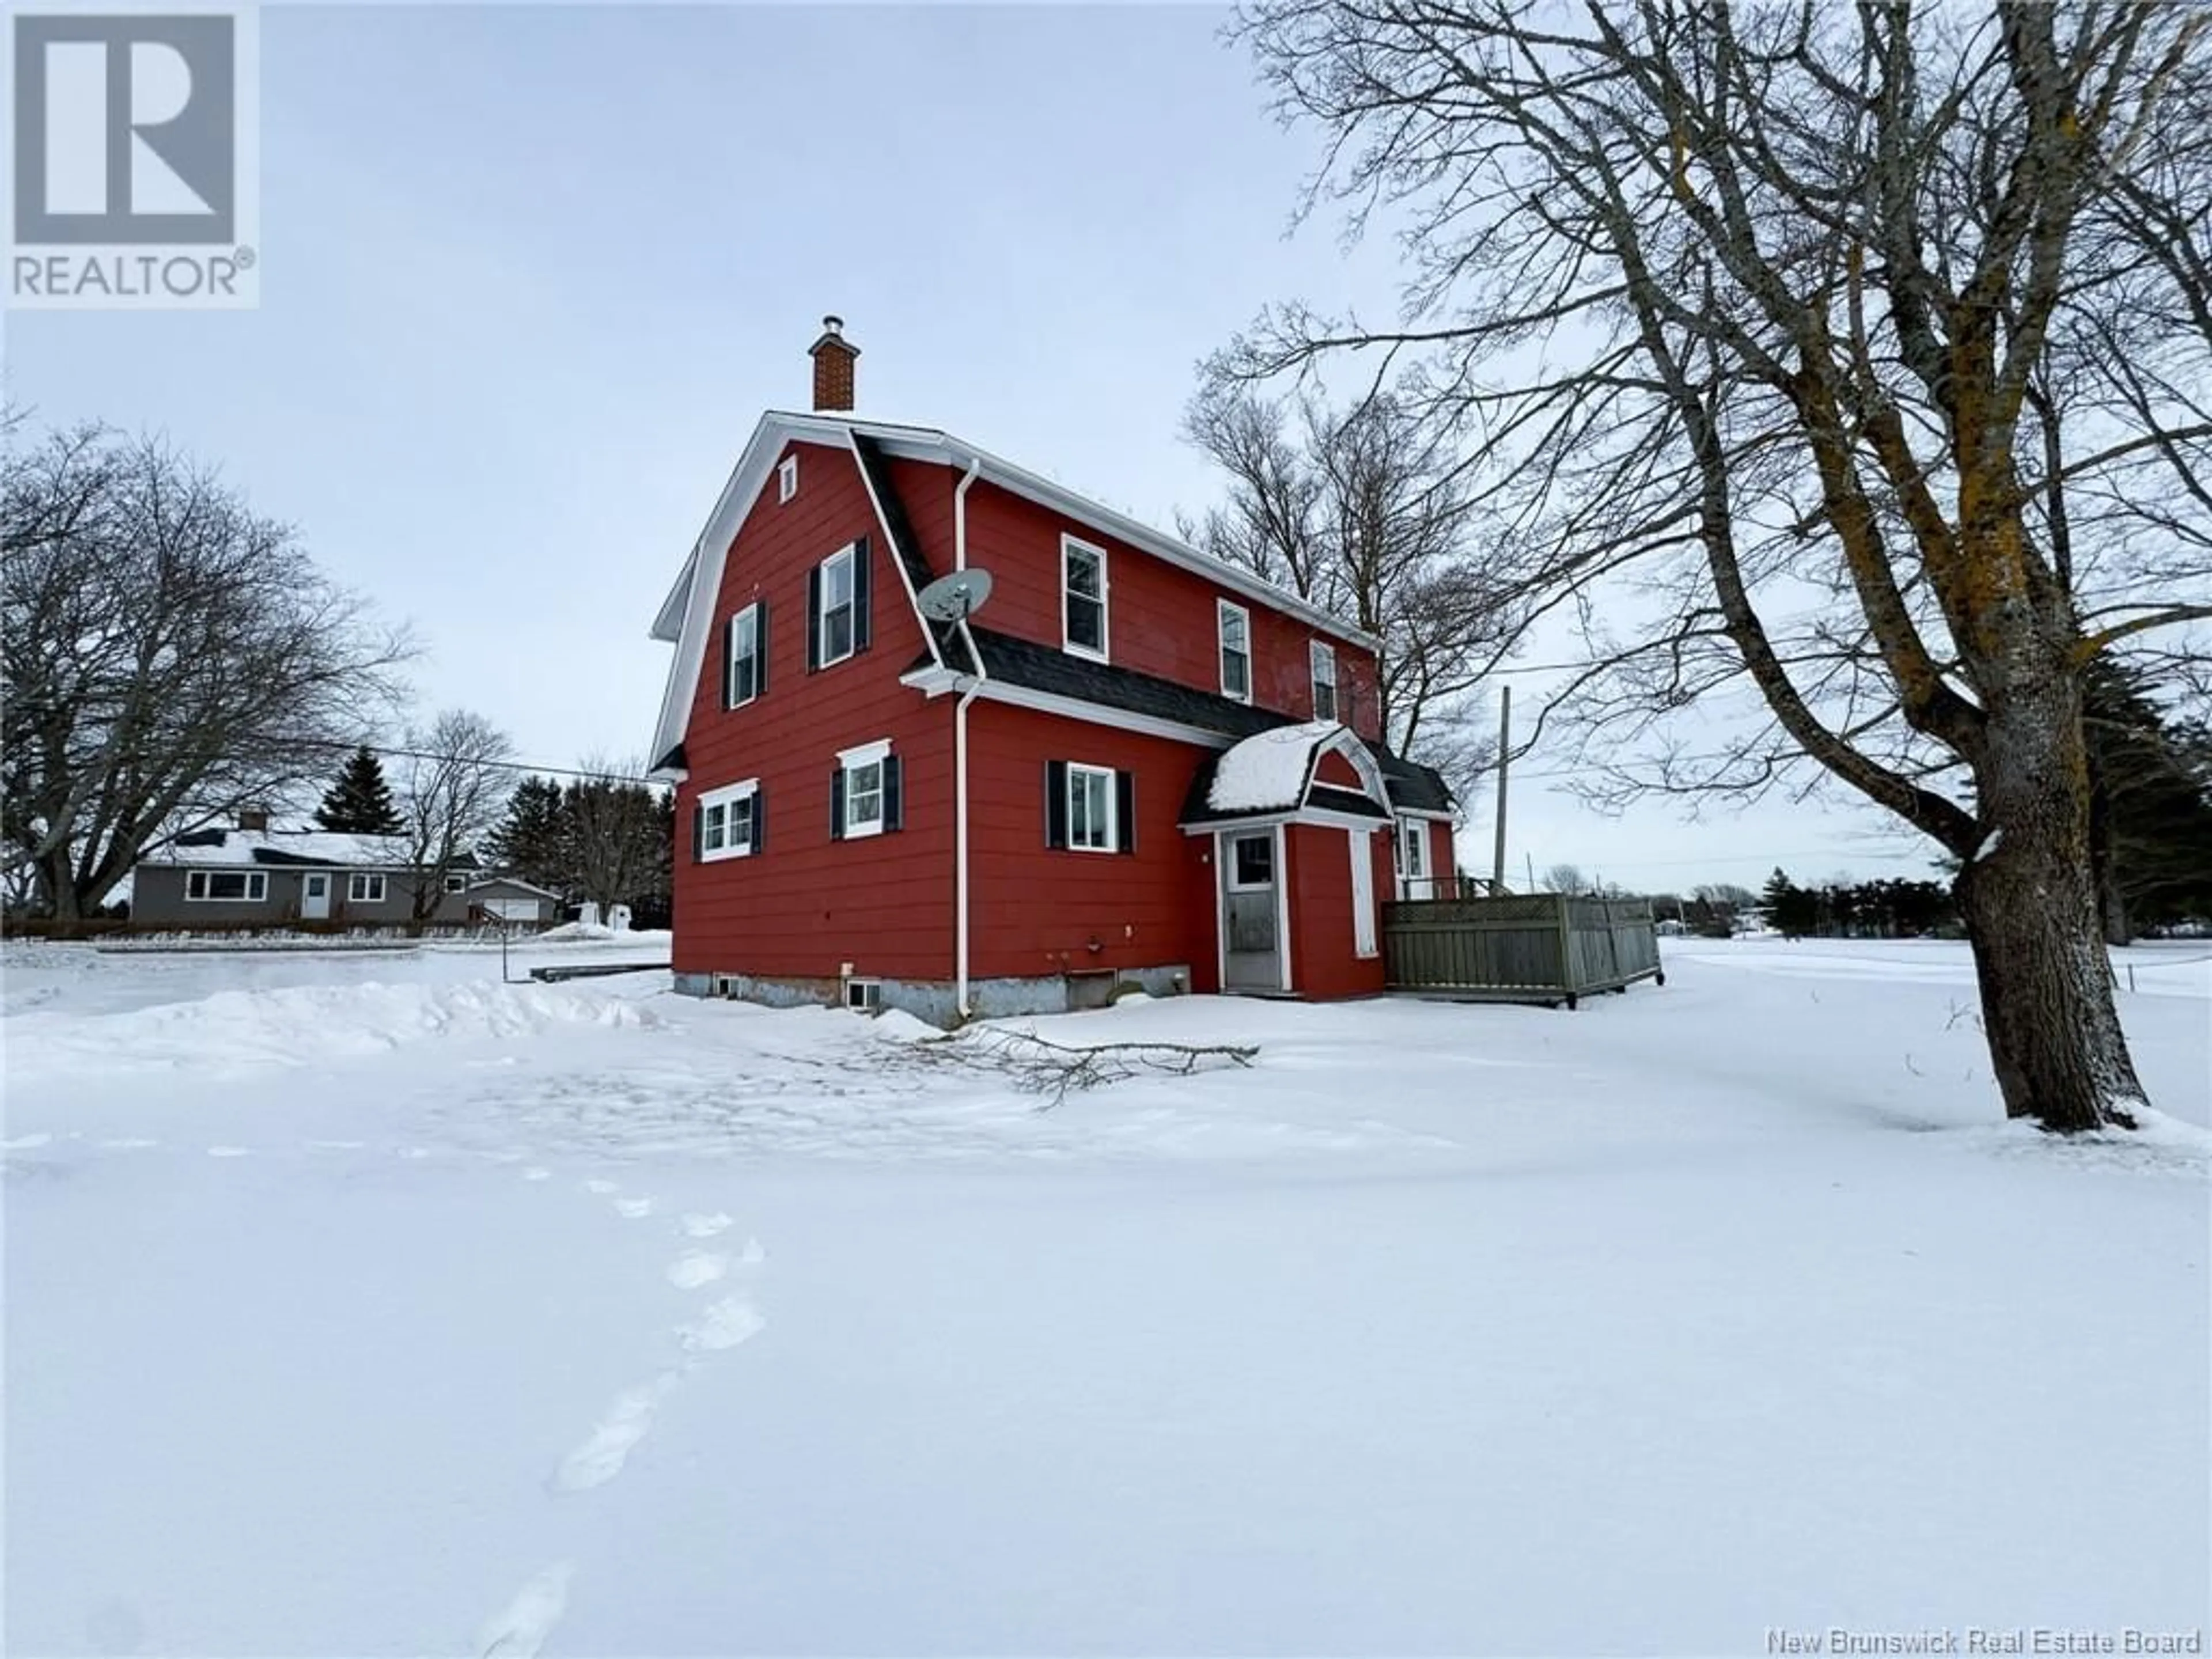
[1491,683,1512,894]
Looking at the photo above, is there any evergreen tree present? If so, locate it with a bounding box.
[487,776,570,893]
[2086,661,2212,940]
[314,746,404,835]
[1760,868,1816,939]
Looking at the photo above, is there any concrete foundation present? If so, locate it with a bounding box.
[672,964,1192,1028]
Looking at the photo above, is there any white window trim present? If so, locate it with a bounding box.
[1310,639,1338,721]
[817,543,858,669]
[349,873,387,903]
[777,454,798,503]
[1066,762,1118,855]
[699,778,760,862]
[728,601,763,709]
[1218,599,1253,703]
[185,869,268,902]
[839,739,891,840]
[1349,827,1378,958]
[443,872,469,893]
[1060,535,1110,663]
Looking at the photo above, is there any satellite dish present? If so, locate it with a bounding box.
[917,567,995,623]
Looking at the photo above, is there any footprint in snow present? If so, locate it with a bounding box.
[519,1167,552,1183]
[552,1376,676,1493]
[476,1561,572,1658]
[679,1294,766,1354]
[581,1179,619,1195]
[679,1211,732,1238]
[666,1251,728,1289]
[206,1146,252,1158]
[613,1195,658,1219]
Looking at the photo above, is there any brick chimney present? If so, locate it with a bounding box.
[237,806,270,832]
[808,315,858,412]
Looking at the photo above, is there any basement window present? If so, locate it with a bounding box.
[845,978,882,1013]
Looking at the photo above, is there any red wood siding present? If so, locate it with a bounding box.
[1287,823,1389,999]
[1311,749,1364,790]
[674,439,953,983]
[965,700,1215,983]
[961,480,1384,740]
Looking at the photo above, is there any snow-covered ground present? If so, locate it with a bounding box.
[5,936,2206,1656]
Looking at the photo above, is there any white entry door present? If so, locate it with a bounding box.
[301,872,331,919]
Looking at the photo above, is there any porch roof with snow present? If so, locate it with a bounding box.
[1177,722,1396,829]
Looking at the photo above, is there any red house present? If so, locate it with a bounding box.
[646,321,1458,1021]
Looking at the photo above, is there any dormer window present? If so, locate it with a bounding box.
[1062,537,1108,661]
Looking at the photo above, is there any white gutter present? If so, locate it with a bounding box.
[952,456,984,1019]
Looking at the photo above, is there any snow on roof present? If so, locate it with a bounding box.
[139,830,421,869]
[1206,721,1347,813]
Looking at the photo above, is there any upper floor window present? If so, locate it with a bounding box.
[697,779,762,862]
[1062,537,1108,661]
[777,454,798,503]
[444,872,469,894]
[1218,601,1252,702]
[1310,640,1338,721]
[815,544,858,668]
[726,601,765,709]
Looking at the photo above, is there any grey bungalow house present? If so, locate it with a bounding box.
[130,820,560,929]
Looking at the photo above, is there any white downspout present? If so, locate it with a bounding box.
[953,456,984,1019]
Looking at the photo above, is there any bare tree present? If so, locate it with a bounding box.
[565,756,668,923]
[398,710,513,924]
[1181,383,1519,796]
[2,425,410,921]
[1543,862,1589,895]
[1224,0,2212,1131]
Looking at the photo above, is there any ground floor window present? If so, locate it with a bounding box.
[349,873,387,903]
[185,870,267,902]
[698,779,762,861]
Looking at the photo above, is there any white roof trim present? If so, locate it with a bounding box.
[464,877,563,899]
[895,670,1235,752]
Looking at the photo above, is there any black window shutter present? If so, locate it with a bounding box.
[806,565,823,672]
[721,617,734,710]
[755,599,769,698]
[752,783,765,853]
[692,802,704,863]
[853,536,874,652]
[830,764,846,840]
[1115,771,1137,855]
[1044,760,1069,849]
[883,755,903,831]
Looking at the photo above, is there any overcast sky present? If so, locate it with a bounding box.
[4,3,1943,892]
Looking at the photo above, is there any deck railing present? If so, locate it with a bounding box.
[1380,892,1664,1007]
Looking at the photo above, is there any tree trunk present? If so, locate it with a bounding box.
[2085,749,2133,946]
[1955,692,2146,1134]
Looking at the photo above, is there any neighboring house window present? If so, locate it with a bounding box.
[1062,536,1108,660]
[696,779,762,862]
[1218,601,1252,702]
[831,740,902,841]
[808,541,870,671]
[726,601,765,709]
[778,454,798,503]
[1310,641,1338,721]
[1042,760,1136,854]
[349,873,387,903]
[444,873,468,893]
[185,870,268,902]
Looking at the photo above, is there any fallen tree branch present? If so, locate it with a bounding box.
[907,1027,1260,1109]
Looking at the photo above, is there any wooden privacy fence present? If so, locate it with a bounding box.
[1381,893,1665,1007]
